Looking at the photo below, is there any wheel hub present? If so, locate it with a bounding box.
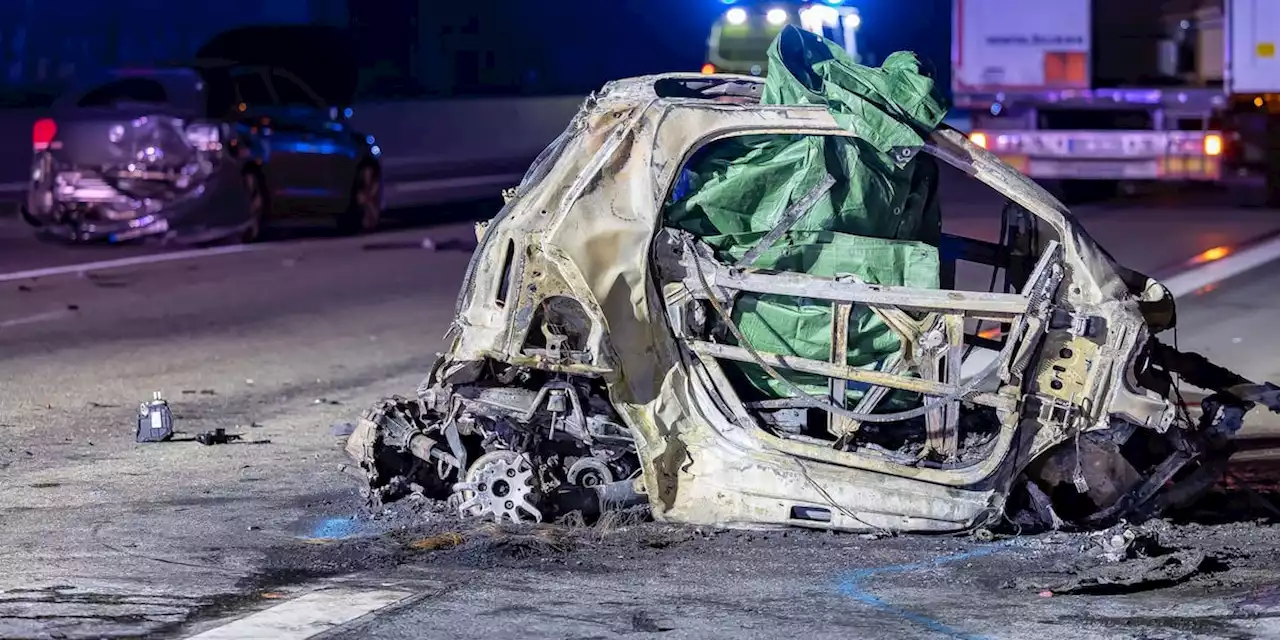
[452,450,542,523]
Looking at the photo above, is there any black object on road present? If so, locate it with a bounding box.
[136,391,174,443]
[196,428,242,446]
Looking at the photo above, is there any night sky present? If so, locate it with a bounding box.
[353,0,954,98]
[1,0,955,101]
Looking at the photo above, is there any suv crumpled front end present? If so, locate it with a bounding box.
[25,114,248,244]
[348,33,1276,533]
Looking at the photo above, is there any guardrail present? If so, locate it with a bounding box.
[0,98,972,213]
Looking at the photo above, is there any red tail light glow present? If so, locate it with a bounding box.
[32,118,57,151]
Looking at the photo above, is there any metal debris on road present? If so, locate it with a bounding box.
[196,428,242,446]
[360,238,436,251]
[135,391,174,443]
[1016,524,1224,595]
[1024,549,1214,596]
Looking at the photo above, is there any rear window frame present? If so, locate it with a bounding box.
[74,77,170,109]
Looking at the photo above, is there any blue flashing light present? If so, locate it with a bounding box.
[721,0,738,4]
[823,0,845,5]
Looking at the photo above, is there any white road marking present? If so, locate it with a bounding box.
[0,309,73,328]
[0,244,266,283]
[184,587,413,640]
[1162,233,1280,298]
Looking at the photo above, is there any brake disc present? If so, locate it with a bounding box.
[452,450,543,523]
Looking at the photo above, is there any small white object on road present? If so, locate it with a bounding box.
[183,587,413,640]
[421,237,436,251]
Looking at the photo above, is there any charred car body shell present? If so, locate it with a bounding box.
[352,73,1240,533]
[24,66,381,244]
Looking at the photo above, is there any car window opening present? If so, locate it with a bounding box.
[659,133,1058,469]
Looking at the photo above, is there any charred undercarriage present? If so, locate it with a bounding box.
[349,361,644,524]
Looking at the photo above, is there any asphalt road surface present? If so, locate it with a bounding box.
[3,178,1280,639]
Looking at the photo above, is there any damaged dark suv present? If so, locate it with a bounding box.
[22,63,383,244]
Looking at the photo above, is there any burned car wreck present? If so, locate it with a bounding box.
[348,27,1279,533]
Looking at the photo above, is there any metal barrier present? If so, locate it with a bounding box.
[0,99,970,212]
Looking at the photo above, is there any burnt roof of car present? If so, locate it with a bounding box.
[652,75,765,102]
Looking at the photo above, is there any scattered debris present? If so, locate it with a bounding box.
[360,237,476,252]
[315,398,342,406]
[1094,525,1141,563]
[408,532,465,551]
[66,304,79,311]
[630,612,674,633]
[181,389,218,396]
[135,391,174,443]
[1026,549,1212,595]
[1013,525,1225,595]
[85,273,130,289]
[245,378,255,386]
[196,428,242,446]
[331,423,356,437]
[16,284,31,292]
[460,524,573,561]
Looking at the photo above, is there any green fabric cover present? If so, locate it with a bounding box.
[665,26,950,402]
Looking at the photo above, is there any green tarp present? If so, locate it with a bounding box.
[665,26,950,403]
